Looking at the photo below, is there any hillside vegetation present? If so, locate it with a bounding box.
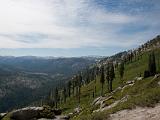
[1,35,160,120]
[58,35,160,120]
[0,57,96,112]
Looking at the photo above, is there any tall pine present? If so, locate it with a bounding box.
[119,61,125,79]
[148,52,156,76]
[100,66,105,96]
[109,62,115,92]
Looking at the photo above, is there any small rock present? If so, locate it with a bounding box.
[121,83,134,92]
[55,115,70,120]
[68,112,73,116]
[92,96,102,105]
[158,81,160,86]
[0,113,7,119]
[74,107,81,114]
[135,77,143,81]
[154,74,160,79]
[120,95,130,103]
[111,87,122,94]
[126,80,135,84]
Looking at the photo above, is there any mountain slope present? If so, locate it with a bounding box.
[1,35,160,120]
[0,57,97,112]
[59,36,160,120]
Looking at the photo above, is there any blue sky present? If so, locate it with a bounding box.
[0,0,159,57]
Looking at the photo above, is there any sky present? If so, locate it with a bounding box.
[0,0,160,57]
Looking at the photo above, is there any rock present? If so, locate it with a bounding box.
[74,107,81,114]
[67,112,74,118]
[111,87,122,94]
[121,83,134,92]
[0,113,7,119]
[10,107,43,120]
[92,96,102,105]
[100,96,114,108]
[109,104,160,120]
[10,106,56,120]
[94,100,120,113]
[120,95,130,103]
[68,112,73,116]
[135,77,143,81]
[55,115,70,120]
[126,80,135,84]
[158,81,160,86]
[154,74,160,79]
[93,96,108,106]
[94,95,130,113]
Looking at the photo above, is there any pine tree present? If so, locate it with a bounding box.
[100,66,105,96]
[109,62,115,92]
[106,64,110,92]
[63,87,67,103]
[119,61,125,79]
[148,52,156,76]
[67,81,71,97]
[54,87,58,108]
[72,78,75,96]
[78,74,82,104]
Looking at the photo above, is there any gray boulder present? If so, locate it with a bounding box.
[10,106,56,120]
[10,107,44,120]
[0,113,7,119]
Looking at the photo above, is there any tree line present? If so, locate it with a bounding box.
[40,37,160,108]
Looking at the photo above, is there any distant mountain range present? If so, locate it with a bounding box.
[0,56,98,112]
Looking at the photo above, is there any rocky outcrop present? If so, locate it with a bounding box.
[10,107,46,120]
[67,107,82,118]
[93,95,130,112]
[7,106,67,120]
[0,113,7,119]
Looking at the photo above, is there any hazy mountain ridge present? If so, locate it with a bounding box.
[0,57,97,112]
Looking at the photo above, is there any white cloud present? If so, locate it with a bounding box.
[0,0,159,49]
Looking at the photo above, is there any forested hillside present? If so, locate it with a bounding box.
[40,35,160,120]
[1,35,160,120]
[0,57,97,112]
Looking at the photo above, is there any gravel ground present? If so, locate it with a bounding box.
[110,104,160,120]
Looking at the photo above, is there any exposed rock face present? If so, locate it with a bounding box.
[10,107,45,120]
[0,113,7,119]
[74,107,82,114]
[9,106,66,120]
[135,77,143,81]
[93,95,130,113]
[67,107,82,118]
[158,81,160,86]
[154,74,160,79]
[6,106,69,120]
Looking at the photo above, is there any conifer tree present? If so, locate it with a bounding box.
[119,61,125,79]
[63,87,67,103]
[148,52,156,76]
[54,87,58,108]
[78,74,82,104]
[106,64,110,92]
[72,78,75,96]
[109,62,115,92]
[100,66,105,96]
[67,81,71,97]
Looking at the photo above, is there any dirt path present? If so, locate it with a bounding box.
[109,104,160,120]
